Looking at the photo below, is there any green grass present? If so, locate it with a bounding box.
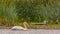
[0,23,60,29]
[31,24,60,29]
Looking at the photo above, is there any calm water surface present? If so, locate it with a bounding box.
[0,29,60,34]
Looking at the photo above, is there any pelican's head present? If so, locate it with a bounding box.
[23,21,32,29]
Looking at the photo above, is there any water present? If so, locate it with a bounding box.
[0,29,60,34]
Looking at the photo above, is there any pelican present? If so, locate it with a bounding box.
[11,22,31,30]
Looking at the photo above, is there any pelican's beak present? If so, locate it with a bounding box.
[26,23,32,28]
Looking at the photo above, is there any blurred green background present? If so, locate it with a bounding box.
[0,0,60,28]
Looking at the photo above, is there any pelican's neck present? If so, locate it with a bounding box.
[23,22,28,29]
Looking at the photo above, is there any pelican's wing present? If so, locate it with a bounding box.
[11,26,25,30]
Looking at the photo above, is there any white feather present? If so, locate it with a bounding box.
[11,22,28,30]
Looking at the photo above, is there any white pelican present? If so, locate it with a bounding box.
[11,22,31,30]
